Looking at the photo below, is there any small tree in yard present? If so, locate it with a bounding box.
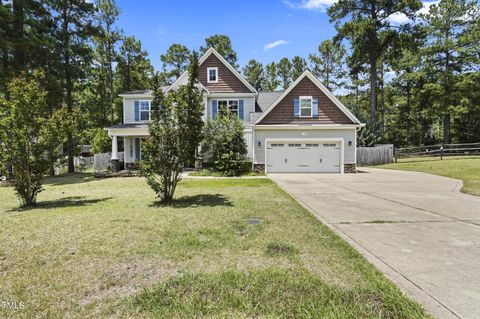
[173,51,204,167]
[90,128,111,154]
[201,113,248,176]
[141,53,204,203]
[0,74,67,207]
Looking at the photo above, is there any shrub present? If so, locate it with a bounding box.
[90,128,111,154]
[200,114,248,176]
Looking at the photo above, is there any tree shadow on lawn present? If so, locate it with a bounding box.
[150,194,233,209]
[44,173,99,186]
[8,196,112,212]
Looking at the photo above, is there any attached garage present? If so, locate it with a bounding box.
[265,139,343,173]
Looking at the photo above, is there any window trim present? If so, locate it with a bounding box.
[207,67,218,83]
[138,100,151,122]
[299,96,313,118]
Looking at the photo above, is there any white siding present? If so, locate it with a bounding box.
[207,96,256,126]
[243,129,253,159]
[253,128,356,164]
[123,98,153,124]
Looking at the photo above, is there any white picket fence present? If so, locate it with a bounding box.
[357,145,394,166]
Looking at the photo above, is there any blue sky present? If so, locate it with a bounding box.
[115,0,337,70]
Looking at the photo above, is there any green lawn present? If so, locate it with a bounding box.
[378,157,480,196]
[0,175,429,318]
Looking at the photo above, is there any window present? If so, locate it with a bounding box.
[288,143,301,147]
[217,99,239,117]
[299,96,313,117]
[306,143,319,147]
[207,67,218,83]
[323,143,337,147]
[271,143,285,148]
[139,101,150,121]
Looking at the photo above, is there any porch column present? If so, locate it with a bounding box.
[111,135,119,172]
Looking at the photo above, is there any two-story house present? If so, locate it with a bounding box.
[106,48,364,173]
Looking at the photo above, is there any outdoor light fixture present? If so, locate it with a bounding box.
[348,140,353,146]
[258,140,261,147]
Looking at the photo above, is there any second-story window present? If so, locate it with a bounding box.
[218,99,238,117]
[140,101,150,121]
[207,67,218,83]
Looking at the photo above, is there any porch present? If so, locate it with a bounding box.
[105,124,149,171]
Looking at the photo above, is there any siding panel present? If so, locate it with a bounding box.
[199,55,253,93]
[258,77,354,125]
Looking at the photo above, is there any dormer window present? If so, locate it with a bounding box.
[299,96,313,117]
[207,67,218,83]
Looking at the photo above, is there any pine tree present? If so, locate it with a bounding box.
[200,34,238,68]
[242,59,264,91]
[263,62,279,91]
[291,56,307,80]
[277,58,292,90]
[309,40,347,91]
[160,43,190,84]
[329,0,421,131]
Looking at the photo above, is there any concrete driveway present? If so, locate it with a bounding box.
[270,168,480,319]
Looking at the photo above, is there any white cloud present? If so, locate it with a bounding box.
[388,1,440,25]
[263,40,289,51]
[299,0,337,11]
[283,0,337,12]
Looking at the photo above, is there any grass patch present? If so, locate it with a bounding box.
[131,268,425,319]
[265,242,298,257]
[378,157,480,196]
[0,175,430,318]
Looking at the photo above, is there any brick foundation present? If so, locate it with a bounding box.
[344,164,357,173]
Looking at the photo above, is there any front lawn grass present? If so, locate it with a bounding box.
[378,157,480,196]
[189,169,265,177]
[0,175,429,318]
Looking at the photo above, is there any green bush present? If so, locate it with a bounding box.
[201,114,248,176]
[91,128,111,154]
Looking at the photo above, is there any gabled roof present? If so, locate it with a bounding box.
[167,47,257,94]
[256,92,283,112]
[254,70,363,125]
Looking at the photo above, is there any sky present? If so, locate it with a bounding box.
[115,0,439,71]
[115,0,338,70]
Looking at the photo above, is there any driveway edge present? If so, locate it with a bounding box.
[272,179,460,319]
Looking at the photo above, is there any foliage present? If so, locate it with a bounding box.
[201,114,248,176]
[200,34,238,68]
[277,57,292,90]
[309,40,347,91]
[0,74,67,207]
[291,56,307,80]
[173,51,205,167]
[357,124,380,147]
[90,128,111,154]
[160,43,190,84]
[328,0,422,129]
[263,62,280,91]
[140,78,182,203]
[242,59,264,91]
[141,53,204,202]
[115,35,154,92]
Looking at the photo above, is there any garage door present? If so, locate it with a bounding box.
[266,141,341,173]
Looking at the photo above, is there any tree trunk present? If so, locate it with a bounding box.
[107,24,114,126]
[369,55,377,130]
[12,0,25,70]
[443,113,450,144]
[62,6,75,173]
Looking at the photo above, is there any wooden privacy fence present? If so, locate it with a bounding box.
[357,145,394,166]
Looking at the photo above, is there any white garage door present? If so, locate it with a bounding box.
[266,141,341,173]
